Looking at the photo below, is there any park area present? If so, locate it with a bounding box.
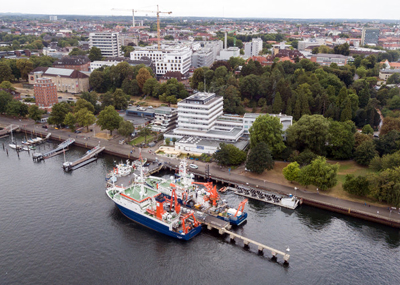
[238,160,384,206]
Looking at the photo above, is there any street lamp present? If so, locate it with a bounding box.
[294,187,297,196]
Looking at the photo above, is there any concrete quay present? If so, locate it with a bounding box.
[2,116,400,228]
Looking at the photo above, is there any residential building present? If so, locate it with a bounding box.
[34,78,58,111]
[379,69,400,81]
[130,44,192,76]
[52,55,90,71]
[89,32,122,57]
[361,28,380,46]
[244,37,263,57]
[49,16,57,21]
[0,88,20,100]
[29,67,89,94]
[150,107,178,133]
[310,53,350,66]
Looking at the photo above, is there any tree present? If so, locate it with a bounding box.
[118,120,134,139]
[190,68,204,89]
[221,85,245,114]
[138,126,152,145]
[240,74,261,100]
[172,137,177,145]
[246,142,274,174]
[80,91,98,108]
[48,102,72,126]
[283,161,300,182]
[89,70,106,93]
[28,104,44,121]
[249,114,285,156]
[122,78,140,96]
[75,108,96,132]
[368,167,400,207]
[75,98,95,113]
[362,124,374,135]
[0,91,13,113]
[375,130,400,156]
[113,89,129,110]
[272,92,283,114]
[6,100,28,117]
[165,138,171,146]
[143,78,158,95]
[16,59,33,81]
[327,121,355,160]
[0,62,13,83]
[298,156,339,190]
[287,115,330,156]
[136,68,152,90]
[343,175,370,196]
[387,73,400,84]
[214,143,247,166]
[63,112,77,131]
[380,117,400,136]
[97,106,123,136]
[354,140,378,166]
[0,81,14,90]
[69,48,87,56]
[88,46,102,61]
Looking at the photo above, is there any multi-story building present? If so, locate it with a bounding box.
[244,37,263,57]
[217,47,240,61]
[243,113,293,138]
[52,55,90,71]
[310,53,350,66]
[89,32,122,57]
[29,67,89,94]
[379,69,400,81]
[361,28,380,46]
[151,107,178,133]
[34,78,58,111]
[130,44,192,76]
[191,48,214,68]
[49,16,57,21]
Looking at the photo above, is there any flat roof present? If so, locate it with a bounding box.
[243,113,292,120]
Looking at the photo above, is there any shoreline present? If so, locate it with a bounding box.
[2,117,400,229]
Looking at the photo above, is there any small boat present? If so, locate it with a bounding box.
[219,186,228,193]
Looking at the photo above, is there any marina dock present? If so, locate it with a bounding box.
[63,145,105,171]
[33,138,75,161]
[199,213,290,264]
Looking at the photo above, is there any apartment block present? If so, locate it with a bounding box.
[34,78,58,110]
[89,32,122,57]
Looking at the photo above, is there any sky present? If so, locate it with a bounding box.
[1,0,400,20]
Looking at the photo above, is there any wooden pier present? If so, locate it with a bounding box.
[0,124,19,138]
[201,214,290,264]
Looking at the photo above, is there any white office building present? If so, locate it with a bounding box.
[243,113,293,139]
[90,60,121,71]
[217,47,240,61]
[130,44,192,76]
[150,107,178,133]
[89,32,122,57]
[244,37,263,57]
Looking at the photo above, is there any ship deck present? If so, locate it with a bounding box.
[123,185,159,201]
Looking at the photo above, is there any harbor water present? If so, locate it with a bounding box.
[1,136,400,284]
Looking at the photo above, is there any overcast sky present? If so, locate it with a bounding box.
[2,0,400,20]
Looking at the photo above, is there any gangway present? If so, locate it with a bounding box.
[33,138,75,161]
[63,145,105,171]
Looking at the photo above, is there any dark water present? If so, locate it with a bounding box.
[1,135,400,285]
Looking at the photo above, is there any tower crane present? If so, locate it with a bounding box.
[112,5,172,50]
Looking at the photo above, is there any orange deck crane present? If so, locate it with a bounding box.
[191,181,219,207]
[168,183,181,214]
[235,199,248,217]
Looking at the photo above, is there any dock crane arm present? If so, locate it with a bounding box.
[234,199,248,217]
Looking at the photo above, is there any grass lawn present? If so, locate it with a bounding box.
[240,160,387,207]
[130,135,155,145]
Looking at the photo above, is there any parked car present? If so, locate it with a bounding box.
[42,125,48,129]
[189,164,198,169]
[75,130,81,133]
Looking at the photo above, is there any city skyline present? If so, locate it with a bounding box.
[1,0,400,21]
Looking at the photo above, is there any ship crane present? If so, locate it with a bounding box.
[112,5,172,50]
[234,199,248,217]
[191,181,219,207]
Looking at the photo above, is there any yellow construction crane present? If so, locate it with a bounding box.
[112,5,172,50]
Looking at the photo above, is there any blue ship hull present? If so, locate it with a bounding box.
[115,204,201,241]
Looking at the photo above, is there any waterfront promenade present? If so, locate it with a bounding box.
[1,116,400,228]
